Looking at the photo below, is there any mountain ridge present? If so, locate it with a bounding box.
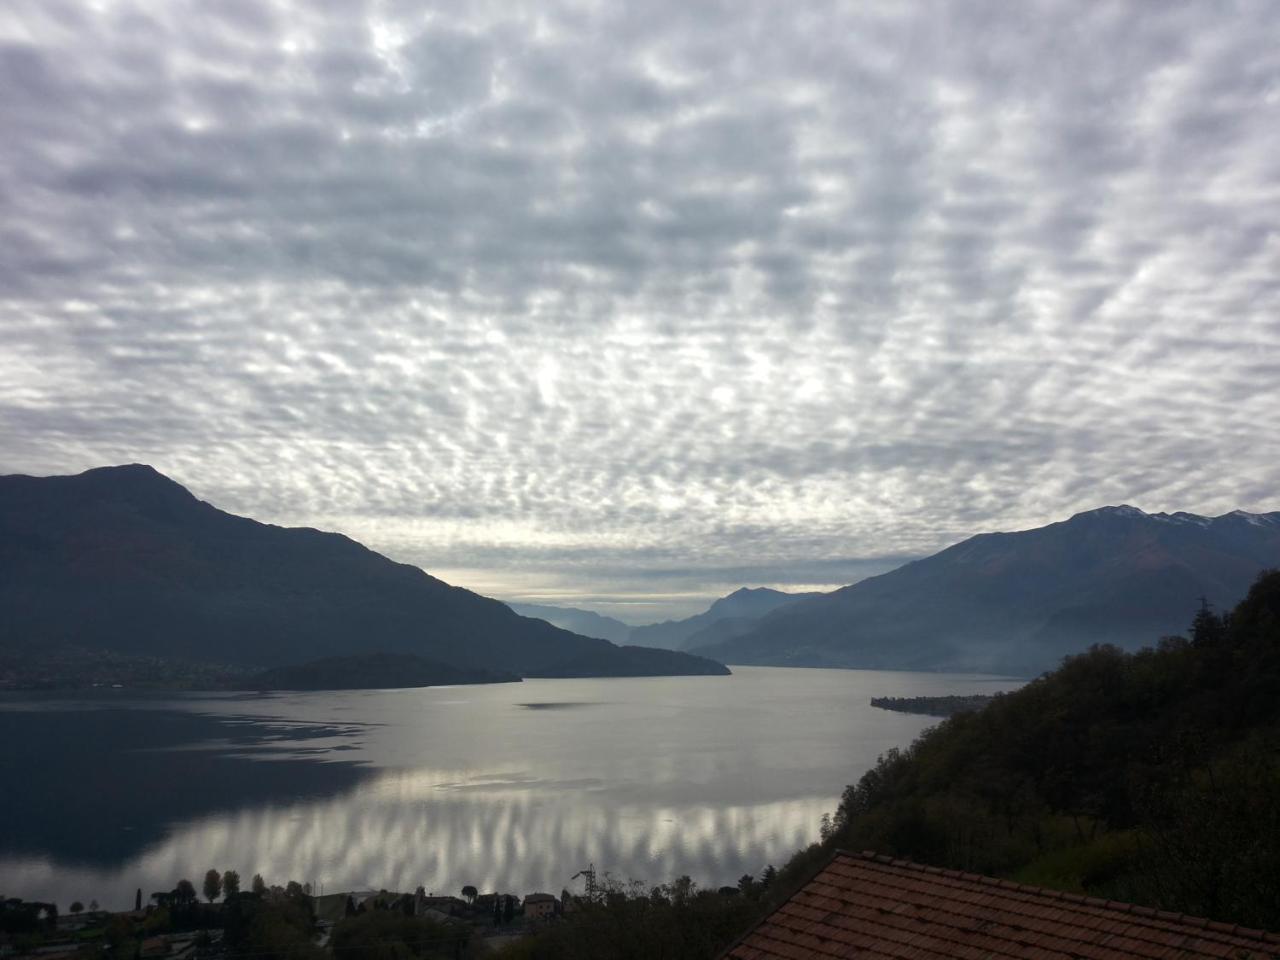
[628,586,826,650]
[691,504,1280,674]
[504,602,633,643]
[0,465,729,679]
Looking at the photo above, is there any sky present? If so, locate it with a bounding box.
[2,1,1278,622]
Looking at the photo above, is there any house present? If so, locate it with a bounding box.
[414,895,466,918]
[521,893,556,922]
[721,850,1280,959]
[312,893,354,926]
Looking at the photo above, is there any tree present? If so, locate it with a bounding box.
[222,871,240,898]
[668,875,695,906]
[461,885,477,905]
[88,900,98,913]
[174,880,196,906]
[203,870,222,903]
[135,889,142,912]
[251,874,266,897]
[502,895,514,924]
[1191,598,1226,647]
[70,901,84,914]
[331,908,467,960]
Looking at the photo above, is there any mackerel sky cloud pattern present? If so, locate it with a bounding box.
[2,0,1278,618]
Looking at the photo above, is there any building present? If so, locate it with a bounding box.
[414,895,466,918]
[521,893,557,922]
[312,893,354,926]
[721,850,1280,959]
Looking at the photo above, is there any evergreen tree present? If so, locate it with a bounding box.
[1191,597,1225,646]
[222,871,240,898]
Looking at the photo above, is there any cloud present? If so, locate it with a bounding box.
[2,0,1278,619]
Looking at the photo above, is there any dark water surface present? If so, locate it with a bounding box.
[0,667,1019,907]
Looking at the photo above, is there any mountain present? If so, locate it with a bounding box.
[629,587,825,650]
[691,505,1280,674]
[505,602,633,643]
[246,652,519,690]
[0,465,729,679]
[525,644,732,678]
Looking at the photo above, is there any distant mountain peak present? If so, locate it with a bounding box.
[1073,504,1149,521]
[630,586,824,651]
[79,462,167,481]
[724,586,777,598]
[79,462,192,492]
[1069,504,1279,529]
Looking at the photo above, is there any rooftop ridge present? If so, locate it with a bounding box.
[842,850,1280,945]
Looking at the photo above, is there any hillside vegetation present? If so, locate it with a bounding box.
[779,568,1280,930]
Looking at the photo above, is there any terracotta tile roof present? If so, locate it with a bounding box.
[722,850,1280,960]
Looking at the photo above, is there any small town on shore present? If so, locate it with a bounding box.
[0,867,626,960]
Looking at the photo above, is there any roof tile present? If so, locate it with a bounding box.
[721,852,1279,960]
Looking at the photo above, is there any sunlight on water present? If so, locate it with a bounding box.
[0,667,1020,905]
[3,778,835,901]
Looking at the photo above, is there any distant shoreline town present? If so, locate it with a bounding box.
[0,863,778,959]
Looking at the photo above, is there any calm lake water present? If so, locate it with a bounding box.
[0,666,1020,907]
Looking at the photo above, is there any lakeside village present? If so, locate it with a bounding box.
[0,863,778,960]
[0,870,569,959]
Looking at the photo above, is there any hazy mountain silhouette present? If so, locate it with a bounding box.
[691,506,1280,674]
[630,587,825,650]
[0,465,728,678]
[505,602,633,643]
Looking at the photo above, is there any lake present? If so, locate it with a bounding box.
[0,666,1020,908]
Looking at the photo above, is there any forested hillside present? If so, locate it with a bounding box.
[779,568,1280,930]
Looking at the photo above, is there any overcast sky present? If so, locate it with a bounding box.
[2,1,1278,621]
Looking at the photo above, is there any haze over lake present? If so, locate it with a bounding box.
[0,667,1018,907]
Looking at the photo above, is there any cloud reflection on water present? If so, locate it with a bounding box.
[4,767,831,905]
[1,669,1022,906]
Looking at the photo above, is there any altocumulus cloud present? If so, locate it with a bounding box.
[1,0,1278,619]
